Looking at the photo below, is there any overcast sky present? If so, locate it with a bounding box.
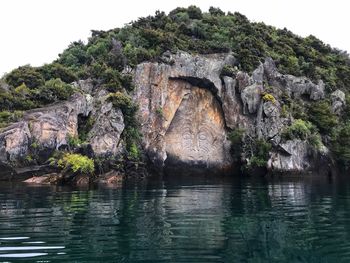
[0,0,349,76]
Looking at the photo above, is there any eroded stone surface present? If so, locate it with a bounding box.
[165,87,230,167]
[331,89,346,115]
[267,139,310,172]
[133,52,234,171]
[88,101,125,156]
[0,93,94,168]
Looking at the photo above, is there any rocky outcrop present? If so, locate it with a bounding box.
[132,51,333,174]
[134,52,237,172]
[331,89,346,115]
[0,90,126,173]
[267,140,311,172]
[241,83,263,114]
[0,93,92,165]
[0,51,335,177]
[263,58,325,100]
[87,90,125,156]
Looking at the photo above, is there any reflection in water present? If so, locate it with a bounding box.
[0,176,349,262]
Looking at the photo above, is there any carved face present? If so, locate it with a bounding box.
[165,87,225,164]
[181,120,218,161]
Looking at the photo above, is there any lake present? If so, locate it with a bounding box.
[0,174,350,262]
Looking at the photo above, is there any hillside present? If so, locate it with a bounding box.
[1,6,350,178]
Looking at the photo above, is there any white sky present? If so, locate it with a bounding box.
[0,0,349,77]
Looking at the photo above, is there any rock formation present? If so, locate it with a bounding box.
[0,51,335,177]
[133,51,327,174]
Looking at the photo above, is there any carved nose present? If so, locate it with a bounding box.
[193,136,200,152]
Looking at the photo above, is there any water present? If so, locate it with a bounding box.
[0,175,350,262]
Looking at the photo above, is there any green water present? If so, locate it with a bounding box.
[0,175,350,262]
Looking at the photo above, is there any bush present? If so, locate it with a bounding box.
[0,110,23,128]
[108,92,134,111]
[308,101,338,134]
[187,5,203,19]
[39,63,77,83]
[67,135,82,149]
[57,153,95,175]
[37,78,74,103]
[221,65,236,77]
[247,139,272,169]
[282,119,323,150]
[331,122,350,168]
[282,119,313,140]
[5,65,44,89]
[228,128,245,145]
[262,93,276,103]
[108,92,141,161]
[228,128,245,161]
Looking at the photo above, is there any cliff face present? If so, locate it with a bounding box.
[133,52,235,172]
[0,51,341,177]
[133,51,331,174]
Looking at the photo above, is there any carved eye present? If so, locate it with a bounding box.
[198,132,207,140]
[183,132,192,140]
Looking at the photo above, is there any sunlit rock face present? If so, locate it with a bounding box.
[165,86,229,168]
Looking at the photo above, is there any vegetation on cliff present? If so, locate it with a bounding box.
[1,6,350,171]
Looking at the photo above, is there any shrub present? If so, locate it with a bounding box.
[187,5,203,19]
[221,65,236,77]
[228,128,245,145]
[0,110,23,128]
[331,122,350,168]
[37,78,74,103]
[108,92,141,161]
[282,119,313,140]
[57,153,95,175]
[14,83,31,97]
[39,63,77,83]
[108,92,134,111]
[128,142,140,161]
[5,65,44,89]
[262,93,276,103]
[282,119,323,150]
[209,7,225,16]
[308,101,338,134]
[228,128,245,161]
[247,139,272,169]
[67,135,82,149]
